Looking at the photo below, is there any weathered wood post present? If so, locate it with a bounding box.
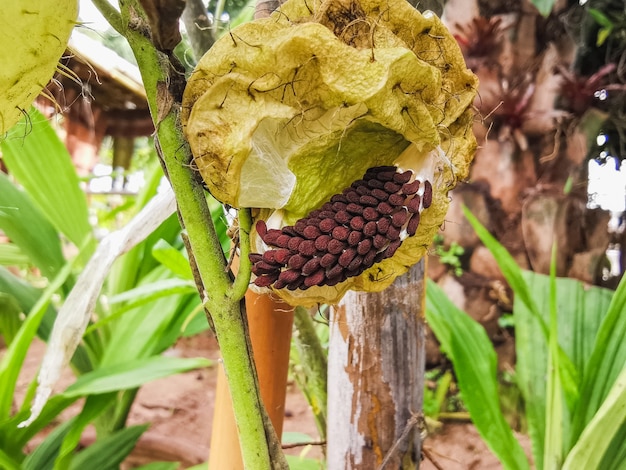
[328,260,426,468]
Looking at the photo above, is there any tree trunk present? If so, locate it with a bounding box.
[327,260,426,469]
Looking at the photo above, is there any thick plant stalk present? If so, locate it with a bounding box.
[327,260,426,469]
[209,292,294,468]
[97,0,287,467]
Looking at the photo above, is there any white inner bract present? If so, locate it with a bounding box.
[238,103,368,208]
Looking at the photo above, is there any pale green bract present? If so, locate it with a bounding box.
[183,0,478,305]
[0,0,78,135]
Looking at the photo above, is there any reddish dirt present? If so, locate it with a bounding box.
[13,334,532,469]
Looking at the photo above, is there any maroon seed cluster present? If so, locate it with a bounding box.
[250,166,433,290]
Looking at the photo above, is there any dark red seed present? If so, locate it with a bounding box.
[339,248,357,267]
[345,190,360,203]
[302,258,321,276]
[423,180,433,208]
[321,202,334,212]
[373,234,388,249]
[274,249,291,264]
[332,226,350,241]
[363,249,377,267]
[253,261,279,275]
[402,180,420,195]
[377,170,396,182]
[377,217,391,234]
[356,185,371,196]
[249,253,263,264]
[357,239,372,256]
[332,201,347,212]
[308,210,321,219]
[288,254,308,269]
[256,220,268,238]
[388,194,405,206]
[304,269,326,287]
[273,279,287,289]
[254,273,279,287]
[303,225,322,239]
[374,251,385,263]
[366,179,385,189]
[317,211,333,220]
[363,207,379,221]
[279,269,301,284]
[335,210,351,224]
[262,251,277,264]
[320,218,338,233]
[294,220,307,235]
[346,203,364,215]
[377,202,393,215]
[298,240,316,256]
[263,229,281,245]
[384,181,401,193]
[282,226,297,236]
[287,277,306,290]
[328,239,346,255]
[387,225,401,241]
[320,253,338,268]
[407,196,421,213]
[406,214,420,236]
[288,237,304,251]
[351,179,367,188]
[371,189,389,201]
[331,194,348,204]
[348,230,363,246]
[383,239,402,258]
[349,216,365,231]
[327,264,344,279]
[393,171,412,184]
[363,221,377,236]
[392,209,409,228]
[347,255,363,271]
[325,276,342,286]
[275,234,291,248]
[360,195,378,206]
[315,234,331,251]
[306,217,321,227]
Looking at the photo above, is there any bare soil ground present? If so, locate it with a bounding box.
[14,334,532,469]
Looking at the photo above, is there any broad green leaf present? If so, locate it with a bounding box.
[570,273,626,448]
[0,243,30,267]
[563,367,626,469]
[152,239,193,279]
[0,292,22,345]
[135,463,179,470]
[54,394,116,470]
[465,208,579,409]
[0,172,65,278]
[63,356,211,397]
[598,423,626,469]
[426,280,530,470]
[544,245,563,469]
[68,425,148,470]
[0,395,78,452]
[0,258,74,420]
[100,267,193,366]
[22,418,75,470]
[530,0,556,16]
[0,448,21,470]
[1,108,92,250]
[108,278,196,307]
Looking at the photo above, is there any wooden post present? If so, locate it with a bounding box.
[208,291,294,469]
[327,260,426,469]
